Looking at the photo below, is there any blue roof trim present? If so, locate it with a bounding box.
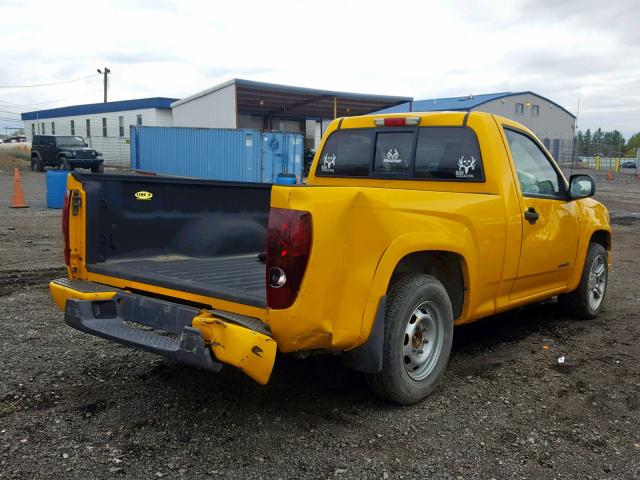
[375,91,576,118]
[21,97,179,120]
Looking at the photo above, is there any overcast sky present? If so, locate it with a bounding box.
[1,0,638,138]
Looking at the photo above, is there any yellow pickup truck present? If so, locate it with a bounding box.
[49,111,611,404]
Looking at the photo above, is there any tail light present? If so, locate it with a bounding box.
[62,190,71,266]
[374,117,420,127]
[266,208,312,309]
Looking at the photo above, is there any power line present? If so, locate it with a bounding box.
[0,74,100,89]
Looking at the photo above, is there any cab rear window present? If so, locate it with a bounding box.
[317,129,371,176]
[315,126,484,182]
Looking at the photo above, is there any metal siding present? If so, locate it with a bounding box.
[130,126,303,183]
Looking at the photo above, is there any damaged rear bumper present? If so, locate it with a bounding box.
[50,278,276,384]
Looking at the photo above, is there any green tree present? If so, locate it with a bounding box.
[626,132,640,151]
[592,128,604,154]
[582,128,592,156]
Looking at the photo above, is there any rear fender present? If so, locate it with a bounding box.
[357,231,475,349]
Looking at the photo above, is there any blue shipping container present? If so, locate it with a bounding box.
[46,170,69,209]
[130,126,303,183]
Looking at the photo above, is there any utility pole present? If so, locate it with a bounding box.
[96,67,111,103]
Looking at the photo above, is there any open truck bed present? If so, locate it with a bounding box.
[77,173,271,307]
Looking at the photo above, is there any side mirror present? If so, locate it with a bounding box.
[569,174,596,199]
[84,143,88,147]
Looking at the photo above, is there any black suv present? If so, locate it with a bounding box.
[31,135,104,173]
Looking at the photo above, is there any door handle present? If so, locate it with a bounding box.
[524,207,539,225]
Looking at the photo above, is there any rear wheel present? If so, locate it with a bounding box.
[558,242,608,319]
[365,273,453,405]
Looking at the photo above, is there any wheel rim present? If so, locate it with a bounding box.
[402,301,443,381]
[587,254,607,311]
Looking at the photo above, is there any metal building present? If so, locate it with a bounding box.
[21,98,177,166]
[377,91,576,162]
[171,78,412,152]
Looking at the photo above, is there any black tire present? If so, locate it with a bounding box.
[558,242,608,319]
[365,273,454,405]
[91,163,104,174]
[62,159,73,171]
[31,157,44,172]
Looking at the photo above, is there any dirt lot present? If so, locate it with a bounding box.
[1,165,639,479]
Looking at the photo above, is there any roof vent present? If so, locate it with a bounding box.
[460,95,474,101]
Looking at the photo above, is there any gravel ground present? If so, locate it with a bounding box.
[1,167,639,479]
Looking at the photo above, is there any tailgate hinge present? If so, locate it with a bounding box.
[71,189,81,216]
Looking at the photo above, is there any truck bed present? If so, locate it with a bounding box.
[74,173,271,308]
[89,254,266,307]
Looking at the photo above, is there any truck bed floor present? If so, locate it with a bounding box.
[88,254,266,308]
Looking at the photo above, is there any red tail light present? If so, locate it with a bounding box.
[266,208,312,309]
[62,190,71,266]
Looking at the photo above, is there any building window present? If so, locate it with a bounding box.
[515,103,524,115]
[86,119,91,137]
[119,116,124,137]
[136,114,142,125]
[532,105,539,116]
[102,117,107,137]
[70,120,75,135]
[31,124,35,136]
[51,122,55,134]
[42,123,45,134]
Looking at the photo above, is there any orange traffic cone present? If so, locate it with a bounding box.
[9,168,29,208]
[606,170,613,181]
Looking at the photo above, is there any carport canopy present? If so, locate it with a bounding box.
[234,79,413,119]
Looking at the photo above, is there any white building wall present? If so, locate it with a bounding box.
[171,83,236,129]
[24,107,173,167]
[471,93,575,162]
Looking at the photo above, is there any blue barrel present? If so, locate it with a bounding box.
[46,170,69,209]
[275,173,297,185]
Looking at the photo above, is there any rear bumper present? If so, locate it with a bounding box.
[49,278,276,384]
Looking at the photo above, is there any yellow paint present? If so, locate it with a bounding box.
[49,280,116,310]
[55,111,612,371]
[192,313,277,385]
[595,155,600,170]
[615,158,619,174]
[134,190,153,200]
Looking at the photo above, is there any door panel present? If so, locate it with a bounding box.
[510,198,579,298]
[502,128,580,300]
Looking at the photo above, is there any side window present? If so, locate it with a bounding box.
[373,131,414,174]
[70,120,75,135]
[515,103,524,115]
[504,129,564,198]
[31,125,35,137]
[532,105,539,116]
[32,135,40,146]
[86,119,91,138]
[415,127,484,181]
[51,122,55,134]
[119,116,124,137]
[316,129,371,176]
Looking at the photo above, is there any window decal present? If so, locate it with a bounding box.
[456,155,477,178]
[321,153,336,173]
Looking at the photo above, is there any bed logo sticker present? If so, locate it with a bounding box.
[456,155,477,178]
[135,190,153,201]
[321,153,336,172]
[383,148,401,164]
